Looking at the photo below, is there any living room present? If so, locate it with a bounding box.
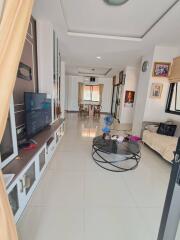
[0,1,180,240]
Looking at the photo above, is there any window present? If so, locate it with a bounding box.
[83,85,100,102]
[166,83,180,115]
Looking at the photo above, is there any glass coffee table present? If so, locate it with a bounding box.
[92,136,141,172]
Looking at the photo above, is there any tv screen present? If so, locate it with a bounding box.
[24,92,52,138]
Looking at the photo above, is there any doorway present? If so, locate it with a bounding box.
[158,138,180,240]
[111,76,123,122]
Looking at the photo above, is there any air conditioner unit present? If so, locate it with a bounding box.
[90,77,96,82]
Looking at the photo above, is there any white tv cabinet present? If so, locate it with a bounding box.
[3,119,65,223]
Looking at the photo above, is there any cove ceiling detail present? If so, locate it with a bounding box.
[66,67,112,76]
[60,0,179,41]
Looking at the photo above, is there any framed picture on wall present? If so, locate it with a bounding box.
[17,62,32,81]
[153,62,171,77]
[150,83,163,98]
[124,91,135,108]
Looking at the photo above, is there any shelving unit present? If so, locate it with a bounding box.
[53,30,61,121]
[37,22,62,123]
[0,19,65,224]
[3,119,65,223]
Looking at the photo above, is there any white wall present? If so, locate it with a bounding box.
[132,54,154,135]
[119,66,139,124]
[66,75,113,113]
[36,20,54,95]
[132,46,180,136]
[144,46,180,122]
[35,19,66,119]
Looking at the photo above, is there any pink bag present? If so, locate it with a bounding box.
[129,135,141,142]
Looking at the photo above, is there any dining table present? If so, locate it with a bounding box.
[82,102,99,116]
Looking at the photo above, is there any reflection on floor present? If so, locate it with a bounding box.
[17,113,173,240]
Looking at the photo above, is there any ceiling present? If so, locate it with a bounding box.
[61,0,177,38]
[67,66,112,76]
[33,0,180,76]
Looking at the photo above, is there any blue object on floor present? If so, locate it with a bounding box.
[102,115,113,134]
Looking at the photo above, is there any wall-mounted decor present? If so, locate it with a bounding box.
[119,71,126,85]
[17,62,32,81]
[153,62,171,77]
[150,83,163,98]
[124,90,135,107]
[169,56,180,82]
[142,61,149,72]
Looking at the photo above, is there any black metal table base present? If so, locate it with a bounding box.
[92,143,141,172]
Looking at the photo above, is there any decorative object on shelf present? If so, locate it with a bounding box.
[142,61,149,72]
[104,0,129,6]
[124,91,135,107]
[17,62,32,81]
[119,71,126,85]
[150,83,163,98]
[153,62,171,77]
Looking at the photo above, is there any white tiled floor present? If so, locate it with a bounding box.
[17,113,173,240]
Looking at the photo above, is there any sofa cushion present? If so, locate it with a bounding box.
[143,130,178,162]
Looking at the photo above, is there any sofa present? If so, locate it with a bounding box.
[142,121,180,162]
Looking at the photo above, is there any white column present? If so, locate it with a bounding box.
[60,61,66,118]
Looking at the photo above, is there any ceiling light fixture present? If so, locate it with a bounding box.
[96,56,102,60]
[104,0,129,6]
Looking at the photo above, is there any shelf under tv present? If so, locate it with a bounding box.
[2,118,64,187]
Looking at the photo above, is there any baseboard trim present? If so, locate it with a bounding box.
[65,111,110,115]
[66,110,79,113]
[101,112,110,115]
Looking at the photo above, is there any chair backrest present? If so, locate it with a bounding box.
[95,105,102,111]
[79,104,84,111]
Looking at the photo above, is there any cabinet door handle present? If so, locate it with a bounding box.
[25,177,31,189]
[20,179,24,193]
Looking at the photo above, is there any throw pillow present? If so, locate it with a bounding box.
[157,123,177,137]
[145,124,159,133]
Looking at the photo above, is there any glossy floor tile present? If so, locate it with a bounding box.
[17,113,172,240]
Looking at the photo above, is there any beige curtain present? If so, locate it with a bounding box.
[99,84,104,105]
[169,57,180,83]
[78,82,84,105]
[0,0,34,239]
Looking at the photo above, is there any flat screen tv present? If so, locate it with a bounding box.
[24,92,52,138]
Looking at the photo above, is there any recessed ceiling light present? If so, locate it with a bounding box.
[104,0,129,6]
[96,56,102,60]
